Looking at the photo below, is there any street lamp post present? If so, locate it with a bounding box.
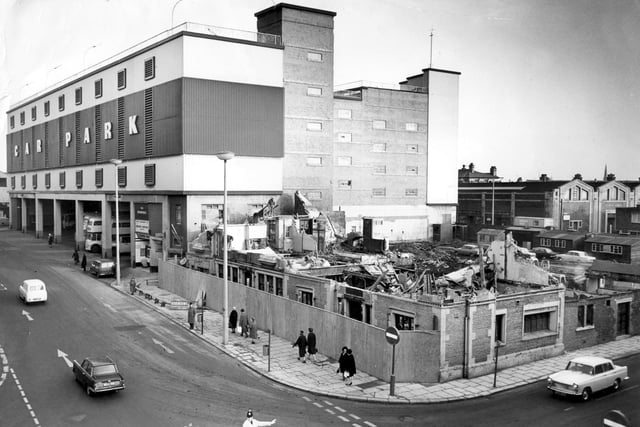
[171,0,184,28]
[110,159,123,287]
[217,151,234,345]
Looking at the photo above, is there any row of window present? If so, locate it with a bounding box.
[335,110,420,132]
[591,243,623,254]
[10,164,156,190]
[539,238,567,248]
[9,57,155,129]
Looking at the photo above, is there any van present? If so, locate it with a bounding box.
[89,259,116,278]
[19,279,48,304]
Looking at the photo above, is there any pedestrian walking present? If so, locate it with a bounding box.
[187,302,196,330]
[337,346,348,381]
[72,249,79,265]
[306,327,317,362]
[239,308,249,338]
[249,317,258,344]
[344,348,356,386]
[81,253,87,272]
[129,275,136,295]
[229,307,238,334]
[47,233,53,247]
[242,408,276,427]
[292,330,307,363]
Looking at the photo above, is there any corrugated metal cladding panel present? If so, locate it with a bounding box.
[60,114,75,167]
[124,91,145,159]
[23,127,34,171]
[183,78,284,157]
[32,124,45,170]
[152,79,182,157]
[8,132,21,172]
[77,108,96,164]
[47,119,60,170]
[100,100,119,162]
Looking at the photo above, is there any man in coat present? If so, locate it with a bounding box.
[344,348,357,386]
[81,253,87,272]
[229,307,238,333]
[239,308,249,338]
[292,330,307,363]
[306,327,317,362]
[187,302,196,330]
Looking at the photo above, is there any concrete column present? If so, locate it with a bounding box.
[35,197,43,239]
[129,201,136,268]
[75,200,84,250]
[53,199,62,243]
[102,198,112,258]
[21,198,27,233]
[162,197,170,262]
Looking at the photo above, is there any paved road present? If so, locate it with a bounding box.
[1,229,638,426]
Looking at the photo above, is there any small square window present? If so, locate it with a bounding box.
[406,166,418,175]
[405,122,418,131]
[76,170,83,188]
[337,156,352,166]
[45,173,51,189]
[117,166,127,186]
[307,122,322,131]
[372,143,386,152]
[144,57,156,80]
[307,87,322,97]
[306,157,322,166]
[44,101,50,117]
[32,174,37,189]
[307,52,322,62]
[372,120,386,129]
[117,69,127,90]
[31,106,37,121]
[20,112,25,125]
[337,109,352,119]
[372,188,386,197]
[11,176,15,189]
[59,171,66,189]
[21,175,26,189]
[10,116,15,129]
[373,165,386,174]
[405,188,418,197]
[406,144,418,153]
[95,79,103,98]
[75,87,82,105]
[306,191,322,200]
[58,95,65,111]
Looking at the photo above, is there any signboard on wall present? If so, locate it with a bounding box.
[135,204,149,239]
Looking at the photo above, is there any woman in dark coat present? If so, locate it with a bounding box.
[292,330,307,362]
[344,348,356,385]
[81,253,87,271]
[336,346,348,380]
[229,307,238,333]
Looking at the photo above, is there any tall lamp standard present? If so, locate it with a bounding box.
[217,151,234,345]
[110,159,123,287]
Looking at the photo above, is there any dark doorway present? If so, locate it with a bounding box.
[617,302,630,335]
[346,298,363,321]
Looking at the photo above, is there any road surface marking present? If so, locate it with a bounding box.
[313,402,323,408]
[338,415,350,422]
[10,367,40,425]
[301,396,312,402]
[325,409,335,415]
[57,349,73,368]
[350,414,361,420]
[334,406,346,413]
[152,338,175,354]
[364,421,377,427]
[323,400,333,406]
[103,303,117,313]
[0,283,6,290]
[22,310,34,321]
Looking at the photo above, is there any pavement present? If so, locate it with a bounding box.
[111,266,640,404]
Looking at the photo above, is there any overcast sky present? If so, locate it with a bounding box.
[2,0,639,181]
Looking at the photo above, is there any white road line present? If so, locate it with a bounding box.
[334,406,346,413]
[325,409,335,415]
[350,414,361,420]
[301,396,312,402]
[313,402,323,408]
[353,424,362,427]
[9,365,40,425]
[364,421,377,427]
[323,400,333,406]
[337,415,350,422]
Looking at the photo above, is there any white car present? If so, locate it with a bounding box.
[556,250,596,263]
[19,279,48,304]
[547,356,628,401]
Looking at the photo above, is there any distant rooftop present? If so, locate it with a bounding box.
[334,80,427,100]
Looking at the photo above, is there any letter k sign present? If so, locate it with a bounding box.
[129,115,139,135]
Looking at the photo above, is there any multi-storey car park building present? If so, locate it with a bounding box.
[5,3,459,265]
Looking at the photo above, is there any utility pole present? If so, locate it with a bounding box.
[429,29,434,68]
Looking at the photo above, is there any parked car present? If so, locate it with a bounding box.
[456,244,481,257]
[18,279,47,304]
[89,259,116,278]
[547,356,628,401]
[556,250,596,262]
[73,357,125,396]
[531,247,559,260]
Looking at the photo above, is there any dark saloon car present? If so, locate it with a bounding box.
[89,259,116,277]
[73,357,125,396]
[531,247,559,260]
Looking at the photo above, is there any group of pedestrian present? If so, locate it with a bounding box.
[229,308,260,344]
[291,328,317,363]
[72,248,87,271]
[337,346,356,386]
